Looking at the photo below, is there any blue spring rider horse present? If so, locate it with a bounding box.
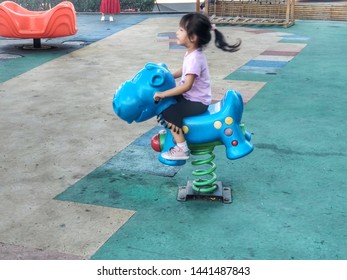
[113,63,253,202]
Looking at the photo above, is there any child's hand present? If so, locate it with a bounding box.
[153,92,163,103]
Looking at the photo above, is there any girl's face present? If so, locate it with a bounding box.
[176,26,196,49]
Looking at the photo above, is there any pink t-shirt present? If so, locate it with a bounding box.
[180,49,212,105]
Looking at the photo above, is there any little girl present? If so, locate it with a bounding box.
[153,12,241,161]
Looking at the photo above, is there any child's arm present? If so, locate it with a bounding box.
[172,68,182,79]
[154,74,195,102]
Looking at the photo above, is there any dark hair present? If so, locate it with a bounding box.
[179,12,241,52]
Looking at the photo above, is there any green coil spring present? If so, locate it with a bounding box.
[190,144,218,193]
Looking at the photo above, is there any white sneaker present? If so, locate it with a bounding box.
[109,16,114,22]
[100,16,105,21]
[161,146,190,160]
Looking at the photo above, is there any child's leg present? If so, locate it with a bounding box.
[168,122,189,151]
[159,97,207,160]
[161,121,190,160]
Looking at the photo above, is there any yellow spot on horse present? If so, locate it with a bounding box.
[214,121,222,129]
[182,126,189,134]
[225,117,233,125]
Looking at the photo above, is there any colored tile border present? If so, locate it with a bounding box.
[225,31,309,81]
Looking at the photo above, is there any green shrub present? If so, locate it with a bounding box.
[9,0,154,12]
[120,0,155,12]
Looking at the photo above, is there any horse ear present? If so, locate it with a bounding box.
[158,63,168,70]
[150,72,165,87]
[145,62,156,70]
[146,62,167,70]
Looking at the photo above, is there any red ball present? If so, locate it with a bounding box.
[151,134,161,152]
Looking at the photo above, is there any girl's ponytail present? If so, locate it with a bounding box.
[212,24,241,52]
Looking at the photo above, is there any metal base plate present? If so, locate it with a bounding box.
[177,181,232,204]
[21,45,54,50]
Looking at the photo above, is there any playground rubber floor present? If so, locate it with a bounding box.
[0,14,346,260]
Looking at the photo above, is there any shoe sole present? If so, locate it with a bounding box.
[161,154,189,161]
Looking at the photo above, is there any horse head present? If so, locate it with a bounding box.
[113,62,177,123]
